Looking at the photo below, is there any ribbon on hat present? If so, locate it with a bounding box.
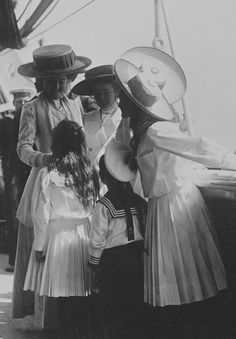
[127,61,168,108]
[34,50,76,72]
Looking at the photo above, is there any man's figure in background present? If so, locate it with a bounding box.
[3,88,33,272]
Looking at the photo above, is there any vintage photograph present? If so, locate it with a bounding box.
[0,0,236,338]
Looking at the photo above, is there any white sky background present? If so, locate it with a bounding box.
[16,0,236,151]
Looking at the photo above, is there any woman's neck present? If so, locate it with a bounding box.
[100,100,119,115]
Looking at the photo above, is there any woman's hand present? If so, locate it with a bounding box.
[35,251,45,263]
[35,153,52,168]
[42,154,52,167]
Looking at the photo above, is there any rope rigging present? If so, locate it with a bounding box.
[153,0,194,136]
[25,0,60,36]
[28,0,96,42]
[17,0,33,23]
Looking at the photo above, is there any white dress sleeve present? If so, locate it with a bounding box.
[17,101,51,168]
[31,168,51,251]
[148,122,236,169]
[89,202,109,266]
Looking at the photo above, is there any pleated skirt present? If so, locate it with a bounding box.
[24,218,92,297]
[144,181,227,307]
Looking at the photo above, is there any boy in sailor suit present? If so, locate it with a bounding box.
[89,145,147,338]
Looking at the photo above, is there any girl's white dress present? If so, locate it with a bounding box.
[137,121,236,307]
[24,168,92,298]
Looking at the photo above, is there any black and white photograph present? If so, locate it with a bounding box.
[0,0,236,338]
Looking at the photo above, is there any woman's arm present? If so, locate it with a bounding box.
[31,168,51,252]
[148,122,236,170]
[17,101,51,168]
[89,202,109,267]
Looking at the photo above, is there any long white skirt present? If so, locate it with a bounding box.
[144,181,227,307]
[24,218,92,297]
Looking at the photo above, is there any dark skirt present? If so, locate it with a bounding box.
[11,223,34,318]
[98,240,144,337]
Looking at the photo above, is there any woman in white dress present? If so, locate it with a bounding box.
[114,47,236,335]
[12,44,91,328]
[24,120,99,338]
[72,65,129,165]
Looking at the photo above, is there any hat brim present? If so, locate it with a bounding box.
[9,88,34,97]
[114,46,187,120]
[72,74,117,95]
[17,56,91,78]
[115,59,174,120]
[104,139,136,182]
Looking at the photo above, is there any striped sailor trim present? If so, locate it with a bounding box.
[89,255,101,266]
[99,196,140,218]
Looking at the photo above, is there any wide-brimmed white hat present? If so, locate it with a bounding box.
[18,44,91,78]
[104,139,136,182]
[114,46,187,120]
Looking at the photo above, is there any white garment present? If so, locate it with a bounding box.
[89,201,144,265]
[24,168,92,297]
[16,92,83,227]
[83,106,122,165]
[137,121,236,307]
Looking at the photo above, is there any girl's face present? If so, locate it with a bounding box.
[42,76,70,100]
[91,82,118,110]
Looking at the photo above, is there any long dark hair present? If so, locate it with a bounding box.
[119,88,158,159]
[48,120,99,208]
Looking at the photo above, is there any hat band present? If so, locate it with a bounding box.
[33,51,76,72]
[128,75,157,107]
[13,92,31,98]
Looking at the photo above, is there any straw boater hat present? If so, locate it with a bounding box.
[72,64,117,95]
[114,46,187,121]
[103,139,136,182]
[17,44,92,78]
[9,88,34,98]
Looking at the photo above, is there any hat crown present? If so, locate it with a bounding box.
[17,44,92,78]
[33,44,72,58]
[85,64,115,80]
[128,71,163,108]
[33,45,76,73]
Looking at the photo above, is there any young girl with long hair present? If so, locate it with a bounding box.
[24,120,99,339]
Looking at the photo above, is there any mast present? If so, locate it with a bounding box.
[19,0,55,39]
[152,0,164,50]
[152,0,194,136]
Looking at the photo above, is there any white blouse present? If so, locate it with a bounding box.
[137,121,236,198]
[32,168,91,251]
[83,106,122,164]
